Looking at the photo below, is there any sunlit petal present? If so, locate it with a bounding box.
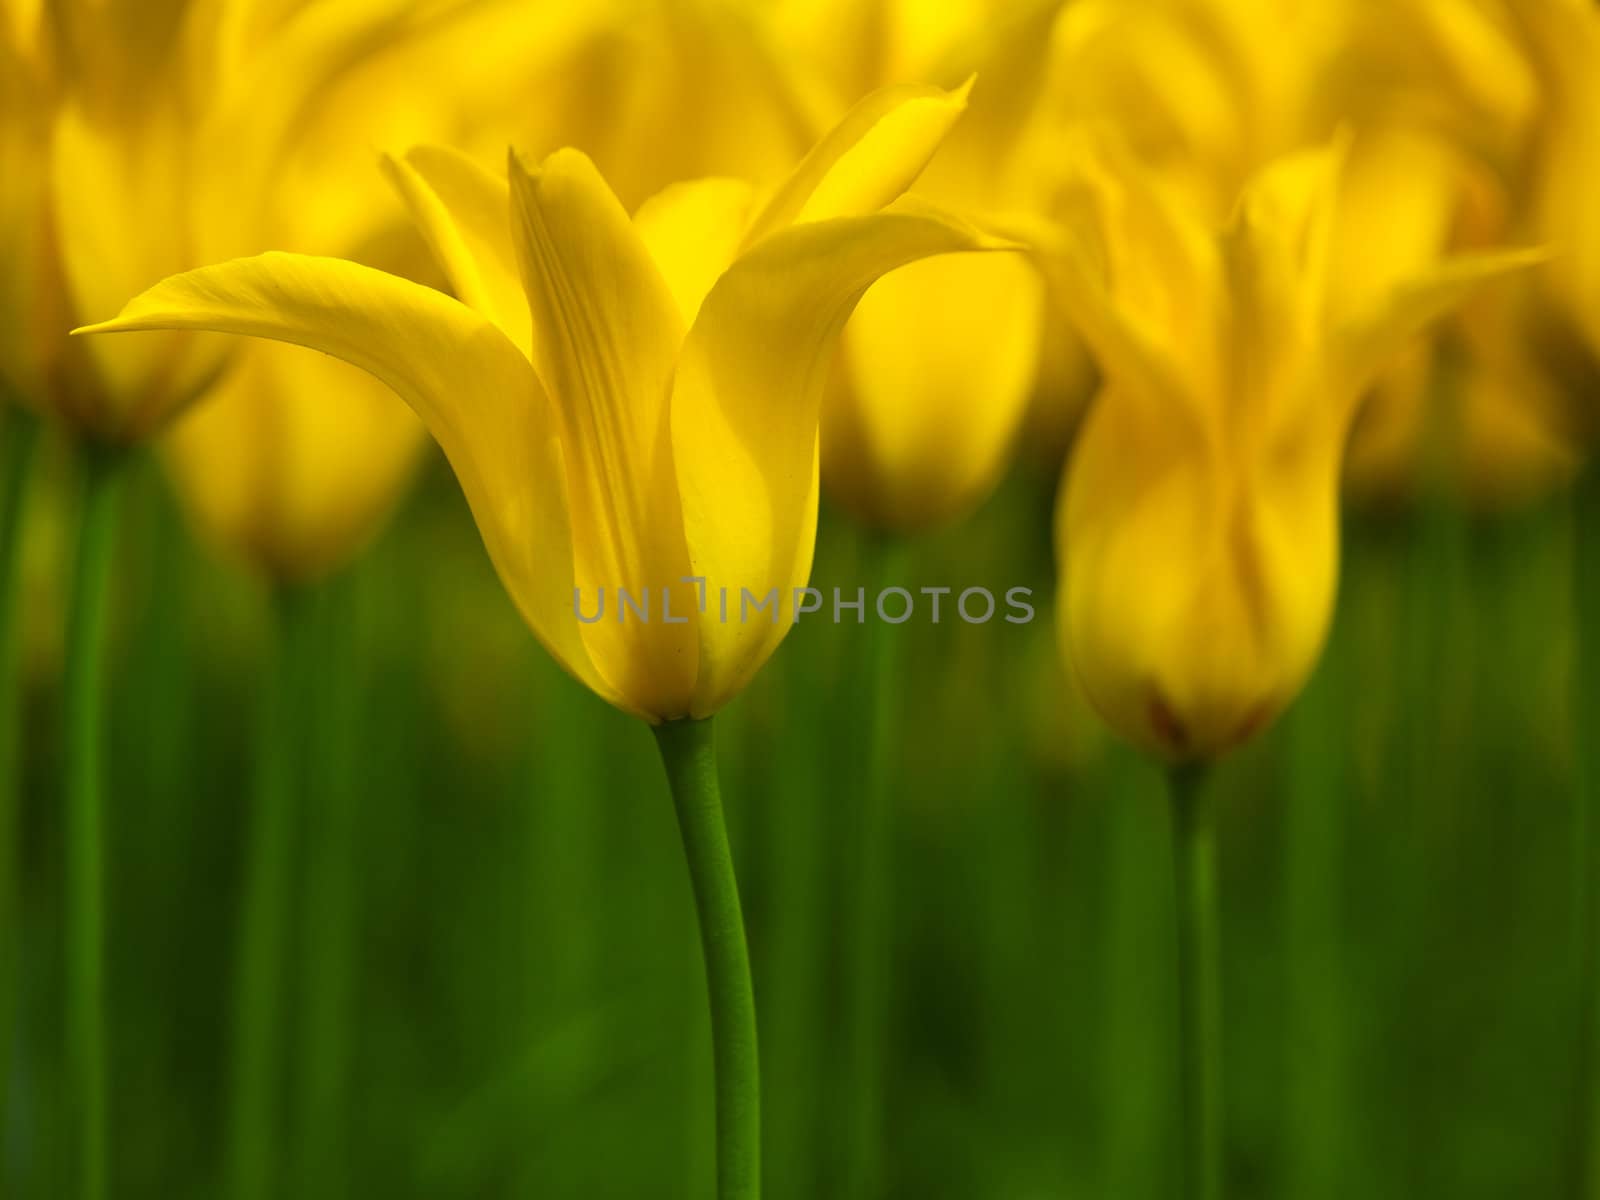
[672,202,1017,715]
[508,148,699,717]
[74,251,626,710]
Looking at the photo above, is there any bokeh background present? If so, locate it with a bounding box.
[2,432,1582,1198]
[3,0,1597,1197]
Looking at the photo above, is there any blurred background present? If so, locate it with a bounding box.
[3,0,1597,1196]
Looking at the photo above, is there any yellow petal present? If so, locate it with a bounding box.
[1335,248,1547,406]
[1221,141,1344,439]
[382,145,531,356]
[75,252,626,711]
[507,148,699,719]
[824,250,1042,532]
[671,202,1016,716]
[163,340,426,582]
[1023,131,1223,428]
[633,178,759,326]
[740,78,973,246]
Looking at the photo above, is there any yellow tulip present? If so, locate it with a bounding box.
[163,344,425,583]
[1033,135,1537,760]
[79,81,1014,721]
[1330,0,1595,503]
[1335,124,1576,506]
[1028,0,1340,220]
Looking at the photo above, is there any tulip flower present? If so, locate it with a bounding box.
[1038,134,1536,762]
[81,81,1004,721]
[80,80,1011,1198]
[1331,0,1600,508]
[1030,132,1534,1200]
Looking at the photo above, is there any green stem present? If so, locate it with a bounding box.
[63,440,130,1200]
[1283,664,1346,1200]
[1169,765,1221,1200]
[293,581,361,1200]
[226,586,310,1200]
[652,717,760,1200]
[1573,464,1600,1200]
[0,408,40,1174]
[840,535,908,1200]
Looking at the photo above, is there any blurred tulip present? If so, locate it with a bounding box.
[1510,0,1600,388]
[163,344,424,584]
[1334,0,1594,504]
[80,81,1015,721]
[1034,136,1537,760]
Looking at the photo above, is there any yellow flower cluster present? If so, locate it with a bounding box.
[5,0,1591,757]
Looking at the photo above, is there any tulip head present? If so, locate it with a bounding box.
[80,81,1015,722]
[163,342,426,583]
[1037,134,1537,760]
[822,249,1043,533]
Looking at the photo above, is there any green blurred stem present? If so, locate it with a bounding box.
[1169,765,1221,1200]
[0,408,40,1169]
[63,440,130,1200]
[841,535,907,1200]
[294,583,361,1200]
[1574,464,1600,1200]
[1283,664,1346,1200]
[226,586,311,1200]
[653,717,760,1200]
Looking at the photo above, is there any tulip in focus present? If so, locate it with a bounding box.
[79,81,1015,720]
[1037,135,1537,760]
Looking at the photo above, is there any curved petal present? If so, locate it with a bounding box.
[75,251,626,710]
[508,148,699,718]
[671,202,1018,715]
[382,145,530,356]
[1333,247,1547,412]
[740,78,974,246]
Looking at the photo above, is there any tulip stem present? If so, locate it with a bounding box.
[1168,764,1221,1200]
[63,439,131,1200]
[226,585,312,1200]
[1573,464,1600,1200]
[653,716,760,1200]
[0,406,40,1167]
[841,534,908,1200]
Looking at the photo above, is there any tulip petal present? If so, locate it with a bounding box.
[672,202,1017,715]
[1015,133,1223,431]
[508,148,699,717]
[1336,248,1547,407]
[633,178,759,326]
[75,252,626,710]
[382,145,531,356]
[1222,142,1344,436]
[741,78,974,246]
